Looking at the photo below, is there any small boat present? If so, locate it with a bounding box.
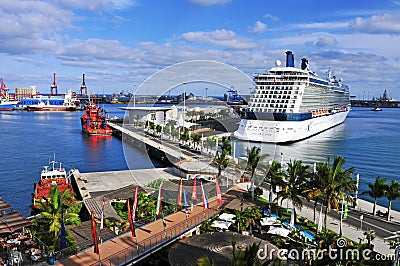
[26,90,78,111]
[32,158,74,210]
[371,107,382,111]
[0,78,19,111]
[80,101,113,136]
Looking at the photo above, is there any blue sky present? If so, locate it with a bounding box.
[0,0,399,99]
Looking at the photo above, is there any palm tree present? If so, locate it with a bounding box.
[264,160,284,210]
[361,176,388,216]
[243,147,268,199]
[213,149,230,178]
[242,206,262,234]
[33,186,80,251]
[385,180,400,221]
[192,133,201,149]
[304,170,325,223]
[364,229,375,249]
[312,156,355,229]
[231,240,262,266]
[276,160,309,226]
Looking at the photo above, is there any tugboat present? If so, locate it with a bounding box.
[80,101,113,136]
[32,158,74,211]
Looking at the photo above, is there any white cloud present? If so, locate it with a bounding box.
[263,13,279,21]
[248,21,267,34]
[56,0,137,11]
[306,36,338,47]
[189,0,231,6]
[349,13,400,34]
[179,29,258,49]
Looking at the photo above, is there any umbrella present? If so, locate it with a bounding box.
[218,213,236,222]
[211,220,232,230]
[267,226,290,237]
[260,217,278,226]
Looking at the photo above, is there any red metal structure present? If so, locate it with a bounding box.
[50,72,58,95]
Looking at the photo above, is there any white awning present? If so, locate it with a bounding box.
[260,217,278,226]
[267,226,290,237]
[218,213,236,222]
[211,220,232,230]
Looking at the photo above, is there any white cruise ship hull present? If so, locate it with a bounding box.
[234,110,349,143]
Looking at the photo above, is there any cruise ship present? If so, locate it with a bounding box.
[234,51,350,143]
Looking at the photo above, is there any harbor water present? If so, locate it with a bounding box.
[0,105,399,216]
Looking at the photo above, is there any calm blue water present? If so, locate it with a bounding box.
[235,107,400,210]
[0,106,399,216]
[0,104,158,216]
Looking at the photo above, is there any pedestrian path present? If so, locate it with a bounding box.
[56,188,242,266]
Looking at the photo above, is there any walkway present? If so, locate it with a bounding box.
[57,188,241,266]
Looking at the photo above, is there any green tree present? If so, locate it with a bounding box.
[385,180,400,221]
[231,240,262,266]
[264,160,284,210]
[361,176,388,216]
[243,147,268,199]
[32,186,81,251]
[312,156,355,229]
[192,133,202,148]
[276,160,309,226]
[213,149,230,178]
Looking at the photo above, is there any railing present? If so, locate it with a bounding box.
[90,206,219,266]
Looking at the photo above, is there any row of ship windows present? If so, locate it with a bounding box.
[250,108,292,113]
[256,86,299,91]
[251,99,292,104]
[253,95,293,99]
[250,103,294,109]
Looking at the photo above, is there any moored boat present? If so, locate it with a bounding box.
[80,101,113,136]
[371,107,382,111]
[0,78,19,111]
[234,51,350,143]
[32,158,74,210]
[26,90,78,111]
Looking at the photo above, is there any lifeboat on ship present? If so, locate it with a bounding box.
[80,101,113,136]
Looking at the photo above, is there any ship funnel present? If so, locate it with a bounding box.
[301,58,309,70]
[286,51,295,67]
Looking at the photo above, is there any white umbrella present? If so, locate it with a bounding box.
[211,220,232,230]
[260,217,278,226]
[267,226,290,237]
[219,213,236,222]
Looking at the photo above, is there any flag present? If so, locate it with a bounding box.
[60,221,67,250]
[200,181,209,209]
[91,209,100,255]
[183,187,189,218]
[127,199,135,237]
[100,195,106,229]
[177,179,183,206]
[343,201,348,221]
[156,184,163,216]
[132,186,138,222]
[215,177,222,205]
[161,210,166,229]
[191,177,197,200]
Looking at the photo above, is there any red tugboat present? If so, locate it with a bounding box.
[32,158,74,210]
[81,101,113,136]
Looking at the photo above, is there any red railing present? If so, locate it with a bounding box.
[90,207,219,266]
